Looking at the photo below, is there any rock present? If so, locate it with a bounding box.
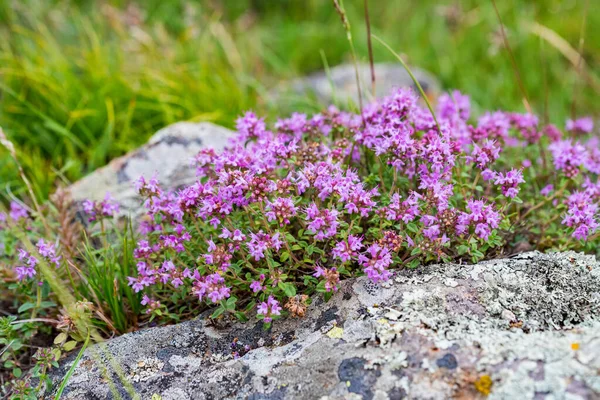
[274,63,440,106]
[48,251,600,399]
[67,122,234,218]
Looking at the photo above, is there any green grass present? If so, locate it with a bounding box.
[0,0,598,200]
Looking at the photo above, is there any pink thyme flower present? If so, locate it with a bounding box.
[265,197,297,226]
[437,90,470,121]
[456,199,501,241]
[494,169,525,198]
[549,140,587,178]
[305,203,339,241]
[9,201,28,221]
[236,111,269,142]
[257,296,281,323]
[332,235,364,262]
[313,265,340,292]
[82,193,119,222]
[36,239,61,268]
[246,231,283,260]
[250,275,265,293]
[562,191,599,241]
[540,184,554,197]
[544,124,562,142]
[465,139,501,169]
[134,174,162,197]
[358,243,393,283]
[566,117,594,134]
[15,266,36,281]
[193,273,231,303]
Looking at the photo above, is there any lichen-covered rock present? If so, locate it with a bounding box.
[49,251,600,399]
[273,63,440,106]
[67,122,234,218]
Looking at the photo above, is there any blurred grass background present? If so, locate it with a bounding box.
[0,0,598,199]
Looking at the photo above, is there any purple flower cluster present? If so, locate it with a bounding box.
[82,193,120,222]
[99,86,598,325]
[13,239,63,281]
[257,296,281,323]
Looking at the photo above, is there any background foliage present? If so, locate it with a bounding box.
[0,0,598,200]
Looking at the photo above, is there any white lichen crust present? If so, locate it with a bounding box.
[49,251,600,399]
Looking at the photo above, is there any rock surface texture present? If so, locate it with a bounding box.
[276,63,440,106]
[67,122,234,218]
[50,251,600,399]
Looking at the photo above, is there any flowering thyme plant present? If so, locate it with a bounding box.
[1,86,599,396]
[116,88,599,324]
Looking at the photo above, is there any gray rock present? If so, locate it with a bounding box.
[48,251,600,399]
[67,122,234,218]
[275,63,440,106]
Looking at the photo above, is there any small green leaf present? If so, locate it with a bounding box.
[54,332,68,345]
[211,306,225,319]
[17,302,35,313]
[407,223,418,233]
[63,341,77,352]
[457,245,469,255]
[12,368,22,378]
[278,282,296,297]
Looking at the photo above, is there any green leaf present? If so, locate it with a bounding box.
[234,311,248,322]
[63,341,77,352]
[406,223,418,233]
[211,306,225,319]
[39,301,57,309]
[512,196,523,204]
[456,245,469,255]
[278,282,296,297]
[280,252,290,262]
[54,332,68,345]
[225,296,237,310]
[17,302,35,313]
[12,368,22,378]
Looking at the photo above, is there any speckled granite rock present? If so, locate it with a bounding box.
[49,251,600,400]
[274,63,440,106]
[67,122,234,218]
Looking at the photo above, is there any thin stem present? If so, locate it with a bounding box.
[333,0,365,124]
[520,181,568,221]
[491,0,532,114]
[364,0,376,97]
[570,0,589,120]
[371,34,441,133]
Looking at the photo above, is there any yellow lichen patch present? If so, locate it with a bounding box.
[326,326,344,339]
[571,342,580,351]
[474,375,493,396]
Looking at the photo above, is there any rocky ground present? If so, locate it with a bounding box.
[49,251,600,399]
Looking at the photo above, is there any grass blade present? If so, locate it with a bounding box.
[371,34,441,132]
[54,332,90,400]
